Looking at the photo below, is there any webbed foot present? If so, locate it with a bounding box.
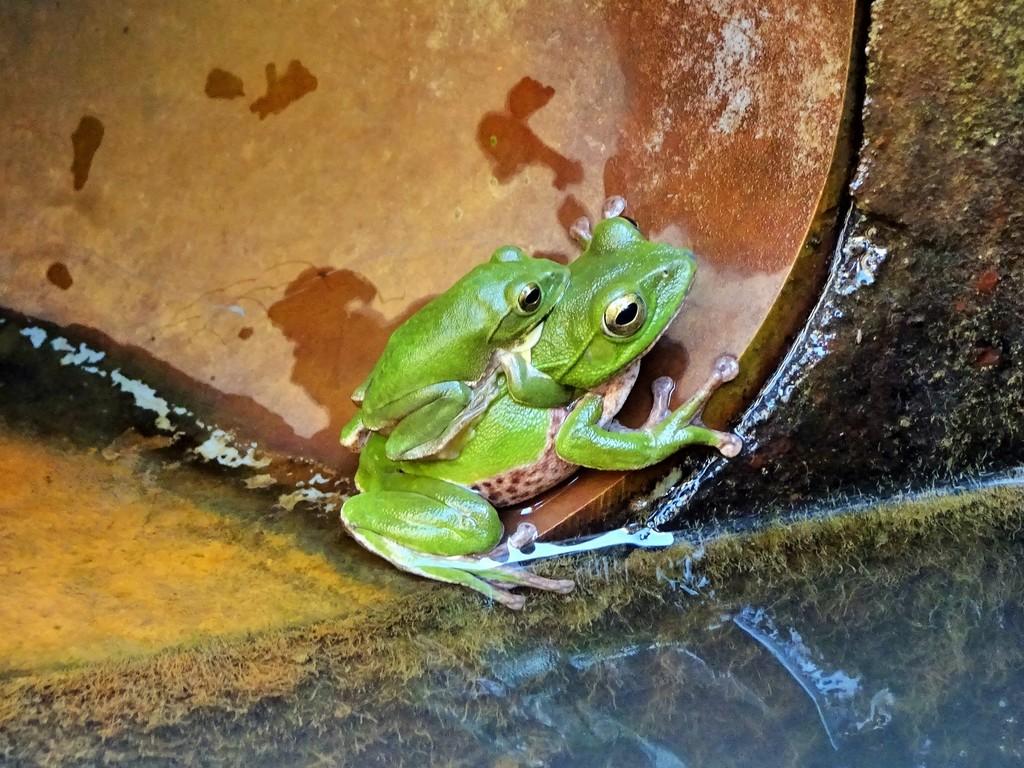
[654,355,744,457]
[350,529,574,610]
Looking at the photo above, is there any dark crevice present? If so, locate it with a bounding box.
[842,0,874,219]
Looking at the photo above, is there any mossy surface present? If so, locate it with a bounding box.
[0,430,405,676]
[3,482,1023,766]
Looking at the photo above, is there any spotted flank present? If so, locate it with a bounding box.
[472,409,576,506]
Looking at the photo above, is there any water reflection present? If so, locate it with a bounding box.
[407,508,1022,768]
[63,485,1015,768]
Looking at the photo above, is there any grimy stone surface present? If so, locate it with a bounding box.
[672,0,1024,520]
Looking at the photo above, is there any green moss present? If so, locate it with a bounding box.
[4,482,1022,765]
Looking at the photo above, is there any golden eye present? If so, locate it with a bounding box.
[517,283,543,314]
[603,293,646,337]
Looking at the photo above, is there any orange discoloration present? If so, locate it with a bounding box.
[0,434,388,674]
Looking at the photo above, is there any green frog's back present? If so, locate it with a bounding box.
[356,247,568,419]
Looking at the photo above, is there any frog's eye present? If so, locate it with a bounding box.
[603,293,647,337]
[516,283,543,315]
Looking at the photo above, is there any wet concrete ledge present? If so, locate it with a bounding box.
[2,479,1022,763]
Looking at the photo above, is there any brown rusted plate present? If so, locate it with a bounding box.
[0,1,854,535]
[504,0,862,538]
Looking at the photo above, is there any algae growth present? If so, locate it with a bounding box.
[3,481,1023,766]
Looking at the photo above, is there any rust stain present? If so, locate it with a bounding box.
[205,67,245,99]
[45,261,73,290]
[974,346,1002,368]
[250,60,318,119]
[267,267,428,472]
[70,115,104,190]
[476,76,583,190]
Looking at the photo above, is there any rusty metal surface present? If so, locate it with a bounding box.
[0,0,854,531]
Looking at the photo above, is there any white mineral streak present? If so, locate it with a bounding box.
[108,370,174,431]
[20,326,47,348]
[194,429,271,468]
[706,6,762,135]
[277,486,343,513]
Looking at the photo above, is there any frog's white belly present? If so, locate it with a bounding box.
[471,360,641,507]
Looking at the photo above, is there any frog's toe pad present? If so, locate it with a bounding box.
[508,522,539,550]
[490,590,527,610]
[603,195,627,219]
[714,355,740,383]
[570,216,592,243]
[718,433,743,458]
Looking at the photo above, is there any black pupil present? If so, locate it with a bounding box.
[522,287,541,309]
[615,303,638,326]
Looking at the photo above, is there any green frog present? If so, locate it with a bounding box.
[340,198,742,608]
[340,246,573,461]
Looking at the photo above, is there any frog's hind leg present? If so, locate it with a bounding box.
[344,526,573,610]
[348,527,529,610]
[340,477,575,608]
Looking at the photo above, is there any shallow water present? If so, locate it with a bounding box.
[51,485,1018,768]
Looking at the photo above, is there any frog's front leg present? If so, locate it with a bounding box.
[498,347,575,407]
[555,356,743,469]
[641,376,676,430]
[361,382,474,461]
[668,355,740,427]
[340,473,574,609]
[402,346,575,460]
